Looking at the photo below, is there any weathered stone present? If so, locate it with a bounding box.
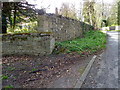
[109,26,115,30]
[37,13,94,42]
[2,33,55,56]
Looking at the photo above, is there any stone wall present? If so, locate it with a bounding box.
[37,14,94,41]
[101,26,120,30]
[2,13,94,56]
[2,33,55,56]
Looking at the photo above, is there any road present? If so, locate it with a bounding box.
[82,31,119,88]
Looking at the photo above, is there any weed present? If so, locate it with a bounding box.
[31,68,37,72]
[1,75,9,80]
[4,85,14,89]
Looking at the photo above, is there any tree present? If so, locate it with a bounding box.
[94,2,103,28]
[0,2,2,33]
[106,2,118,26]
[118,1,120,25]
[59,3,77,19]
[82,1,97,27]
[2,1,37,33]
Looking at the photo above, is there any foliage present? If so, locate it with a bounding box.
[118,1,120,25]
[7,21,38,34]
[1,75,9,80]
[2,1,37,33]
[107,2,118,26]
[31,68,37,72]
[59,3,77,19]
[94,3,103,28]
[83,1,97,27]
[54,30,106,54]
[4,85,14,89]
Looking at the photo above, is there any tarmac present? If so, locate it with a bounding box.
[81,31,119,88]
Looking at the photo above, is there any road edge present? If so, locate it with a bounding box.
[74,55,97,88]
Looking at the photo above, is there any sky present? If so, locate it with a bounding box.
[27,0,115,13]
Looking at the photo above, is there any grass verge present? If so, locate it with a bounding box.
[53,30,106,55]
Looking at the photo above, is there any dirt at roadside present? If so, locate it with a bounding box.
[2,50,104,88]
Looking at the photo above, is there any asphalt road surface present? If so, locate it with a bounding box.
[82,31,119,88]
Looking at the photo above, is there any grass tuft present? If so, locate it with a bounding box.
[1,75,9,80]
[4,85,14,89]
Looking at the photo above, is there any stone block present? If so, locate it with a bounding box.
[2,33,55,56]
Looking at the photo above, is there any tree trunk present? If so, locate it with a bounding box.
[2,2,8,34]
[0,2,2,34]
[13,3,17,29]
[2,14,7,33]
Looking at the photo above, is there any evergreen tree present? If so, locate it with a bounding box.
[2,1,37,33]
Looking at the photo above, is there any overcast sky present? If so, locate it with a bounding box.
[27,0,115,13]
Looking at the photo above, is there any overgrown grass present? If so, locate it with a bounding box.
[53,30,106,54]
